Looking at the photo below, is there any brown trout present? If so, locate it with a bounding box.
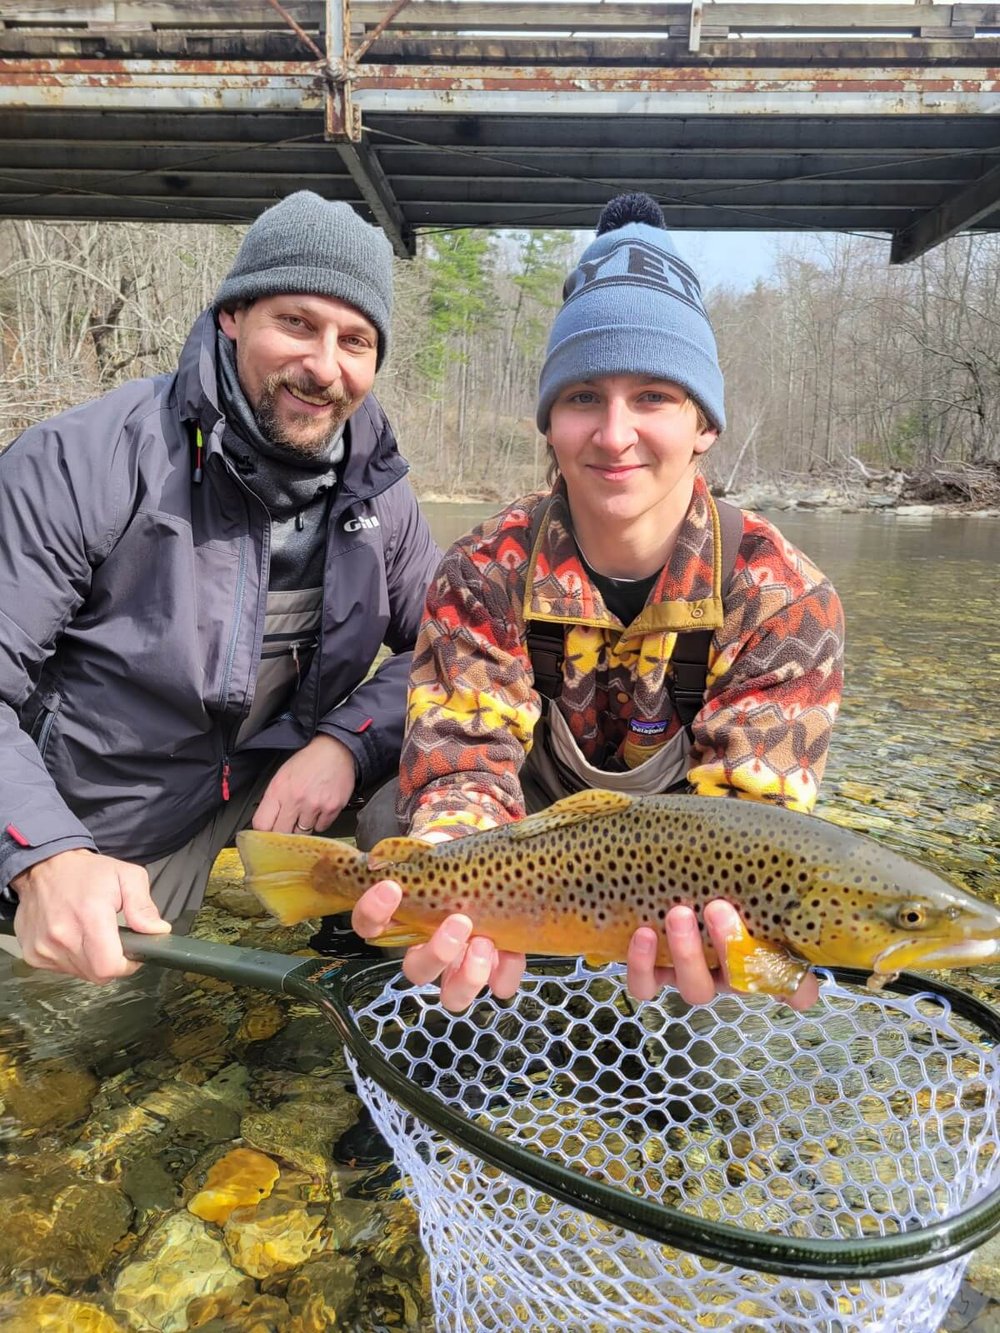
[236,790,1000,995]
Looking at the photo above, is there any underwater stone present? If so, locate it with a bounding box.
[285,1253,358,1327]
[965,1230,1000,1301]
[0,1058,99,1133]
[222,1194,327,1279]
[241,1014,342,1073]
[240,1093,360,1178]
[1,1294,127,1332]
[0,1179,133,1286]
[112,1211,253,1333]
[214,886,269,919]
[326,1197,384,1251]
[187,1293,292,1331]
[120,1155,180,1225]
[235,999,288,1043]
[187,1147,280,1225]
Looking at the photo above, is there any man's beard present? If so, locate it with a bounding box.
[254,371,355,460]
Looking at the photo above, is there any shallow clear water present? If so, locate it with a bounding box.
[0,506,997,1331]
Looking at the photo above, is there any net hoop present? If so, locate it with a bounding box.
[313,958,1000,1281]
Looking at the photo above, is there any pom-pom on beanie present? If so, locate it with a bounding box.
[213,191,393,367]
[536,192,725,432]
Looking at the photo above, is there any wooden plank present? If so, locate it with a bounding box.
[353,35,988,63]
[0,29,315,56]
[8,2,115,18]
[8,3,1000,35]
[8,2,319,29]
[347,3,997,32]
[2,28,990,64]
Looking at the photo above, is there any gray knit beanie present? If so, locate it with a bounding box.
[213,191,393,367]
[536,193,725,432]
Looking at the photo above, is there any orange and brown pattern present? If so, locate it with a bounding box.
[401,475,844,839]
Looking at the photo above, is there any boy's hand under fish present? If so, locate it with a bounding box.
[351,874,821,1014]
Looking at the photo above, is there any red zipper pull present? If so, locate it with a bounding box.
[221,758,231,801]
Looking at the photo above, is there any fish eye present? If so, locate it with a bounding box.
[896,903,927,930]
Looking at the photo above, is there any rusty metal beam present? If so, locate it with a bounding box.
[0,58,325,112]
[324,0,359,140]
[336,136,414,256]
[3,58,997,115]
[322,0,413,255]
[891,163,1000,263]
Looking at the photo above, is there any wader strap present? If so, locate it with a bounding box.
[667,498,744,731]
[524,496,562,715]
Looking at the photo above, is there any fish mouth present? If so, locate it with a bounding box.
[873,937,1000,974]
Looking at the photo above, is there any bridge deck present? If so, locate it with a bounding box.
[2,2,999,260]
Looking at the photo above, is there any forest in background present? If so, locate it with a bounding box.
[2,218,999,506]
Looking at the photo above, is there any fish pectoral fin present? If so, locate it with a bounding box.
[374,920,433,949]
[507,789,634,842]
[367,836,428,872]
[724,934,810,997]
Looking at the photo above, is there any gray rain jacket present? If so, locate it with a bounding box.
[0,310,441,890]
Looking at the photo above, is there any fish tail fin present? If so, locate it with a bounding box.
[236,830,365,926]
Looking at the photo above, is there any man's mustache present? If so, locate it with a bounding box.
[268,373,352,407]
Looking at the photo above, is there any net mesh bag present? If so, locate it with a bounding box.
[340,962,1000,1333]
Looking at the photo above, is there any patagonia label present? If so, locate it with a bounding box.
[628,718,669,738]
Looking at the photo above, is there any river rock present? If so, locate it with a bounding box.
[223,1194,327,1278]
[185,1293,291,1331]
[120,1154,180,1224]
[965,1229,1000,1301]
[235,999,288,1043]
[285,1254,358,1327]
[327,1197,384,1251]
[199,1061,252,1111]
[213,886,269,919]
[1,1294,127,1332]
[187,1147,280,1225]
[0,1057,98,1133]
[241,1092,360,1177]
[166,1017,231,1066]
[0,1176,132,1286]
[112,1211,253,1333]
[243,1015,341,1072]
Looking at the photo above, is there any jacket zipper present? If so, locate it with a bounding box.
[221,757,231,802]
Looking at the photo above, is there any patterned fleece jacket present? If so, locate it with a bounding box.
[400,474,845,839]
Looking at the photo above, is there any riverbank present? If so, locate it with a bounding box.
[415,486,1000,519]
[723,483,1000,519]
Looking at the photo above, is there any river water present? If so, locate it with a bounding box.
[0,506,997,1331]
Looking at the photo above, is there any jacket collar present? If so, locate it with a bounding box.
[173,308,408,500]
[523,473,727,634]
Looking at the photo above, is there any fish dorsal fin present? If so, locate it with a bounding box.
[507,789,634,842]
[367,836,429,872]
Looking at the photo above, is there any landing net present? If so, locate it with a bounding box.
[328,961,1000,1332]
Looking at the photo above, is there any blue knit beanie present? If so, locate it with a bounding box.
[213,191,393,367]
[536,193,725,432]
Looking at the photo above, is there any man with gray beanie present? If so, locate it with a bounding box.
[0,190,441,984]
[353,193,844,1015]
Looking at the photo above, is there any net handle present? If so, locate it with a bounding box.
[323,958,1000,1282]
